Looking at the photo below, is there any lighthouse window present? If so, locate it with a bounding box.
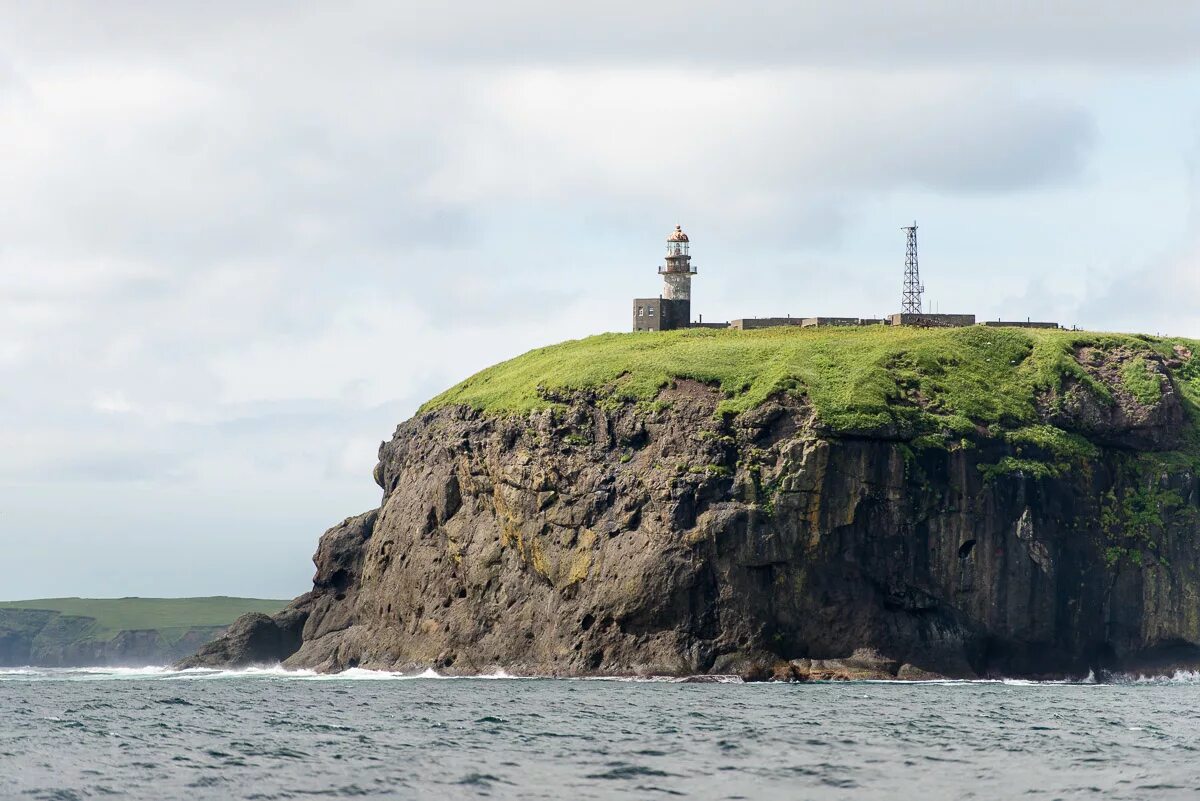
[647,306,655,316]
[638,306,644,317]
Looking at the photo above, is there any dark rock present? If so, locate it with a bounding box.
[896,664,946,681]
[1041,346,1185,450]
[183,371,1200,680]
[176,610,307,669]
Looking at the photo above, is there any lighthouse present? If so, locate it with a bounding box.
[632,225,697,331]
[661,225,694,303]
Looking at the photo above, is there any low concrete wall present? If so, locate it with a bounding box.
[801,317,861,328]
[983,320,1059,329]
[729,318,805,330]
[888,313,976,327]
[727,317,889,330]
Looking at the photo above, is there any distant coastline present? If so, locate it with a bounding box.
[0,597,288,667]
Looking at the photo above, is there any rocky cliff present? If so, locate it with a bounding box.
[0,609,226,667]
[0,598,288,667]
[183,327,1200,679]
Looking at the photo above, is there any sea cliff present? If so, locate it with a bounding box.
[0,597,287,667]
[183,326,1200,679]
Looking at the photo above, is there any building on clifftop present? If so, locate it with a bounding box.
[632,225,696,331]
[627,222,1052,332]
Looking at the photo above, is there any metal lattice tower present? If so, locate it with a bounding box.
[901,222,924,315]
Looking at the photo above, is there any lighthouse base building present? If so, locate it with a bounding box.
[632,296,691,332]
[632,225,695,332]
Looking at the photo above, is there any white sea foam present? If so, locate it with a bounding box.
[72,665,176,675]
[0,664,742,682]
[1120,669,1200,684]
[173,665,532,681]
[1,664,530,681]
[0,664,1132,684]
[0,665,177,680]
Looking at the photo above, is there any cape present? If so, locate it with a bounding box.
[182,326,1200,680]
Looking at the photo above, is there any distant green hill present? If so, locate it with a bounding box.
[0,596,288,638]
[0,597,289,667]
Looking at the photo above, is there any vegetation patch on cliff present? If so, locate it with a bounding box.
[1120,355,1165,406]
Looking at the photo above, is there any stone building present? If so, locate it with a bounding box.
[632,226,695,332]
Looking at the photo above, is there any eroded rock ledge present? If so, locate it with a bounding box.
[183,370,1200,680]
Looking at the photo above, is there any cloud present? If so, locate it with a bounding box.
[9,2,1200,69]
[1075,238,1200,335]
[0,2,1194,598]
[434,70,1093,215]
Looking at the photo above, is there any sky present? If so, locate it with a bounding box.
[2,2,1199,600]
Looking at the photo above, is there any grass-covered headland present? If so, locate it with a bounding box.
[425,325,1200,456]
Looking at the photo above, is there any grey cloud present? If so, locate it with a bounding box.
[845,96,1096,192]
[0,2,1194,597]
[1074,245,1200,335]
[53,450,193,483]
[8,2,1200,68]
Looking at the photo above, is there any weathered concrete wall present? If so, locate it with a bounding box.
[662,272,691,301]
[889,313,977,327]
[730,318,804,330]
[801,317,864,328]
[632,298,690,332]
[984,320,1060,329]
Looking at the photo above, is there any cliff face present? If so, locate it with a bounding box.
[184,336,1200,678]
[0,609,226,667]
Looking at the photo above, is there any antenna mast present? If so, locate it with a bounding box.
[901,222,923,315]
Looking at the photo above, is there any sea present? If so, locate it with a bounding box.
[2,667,1199,800]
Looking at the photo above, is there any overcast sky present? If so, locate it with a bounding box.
[2,2,1199,600]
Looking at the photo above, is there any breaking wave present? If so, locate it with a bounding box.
[0,665,745,682]
[8,664,1195,685]
[0,665,532,681]
[1114,669,1200,684]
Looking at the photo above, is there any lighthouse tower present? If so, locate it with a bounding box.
[661,225,694,303]
[632,225,697,331]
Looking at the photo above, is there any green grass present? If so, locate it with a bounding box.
[1004,424,1099,460]
[423,326,1200,443]
[0,596,289,640]
[1120,356,1164,406]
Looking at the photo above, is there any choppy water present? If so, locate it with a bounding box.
[3,667,1200,799]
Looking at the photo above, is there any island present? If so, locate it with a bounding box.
[183,325,1200,680]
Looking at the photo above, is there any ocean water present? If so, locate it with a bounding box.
[2,668,1199,800]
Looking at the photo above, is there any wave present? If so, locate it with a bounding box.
[6,664,1186,685]
[0,664,534,681]
[1113,669,1200,684]
[0,664,738,682]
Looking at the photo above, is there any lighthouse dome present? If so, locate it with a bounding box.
[667,225,689,243]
